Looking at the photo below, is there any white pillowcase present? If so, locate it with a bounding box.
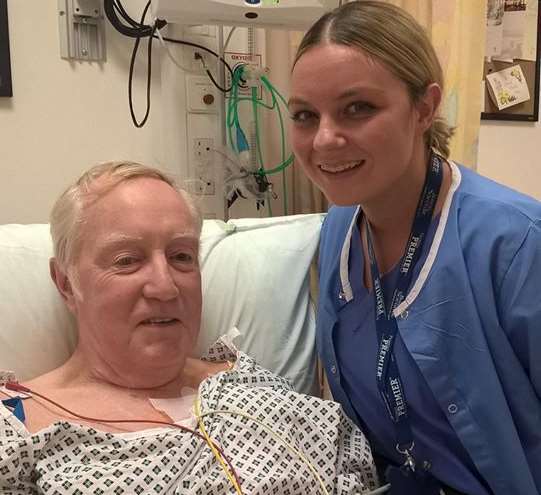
[0,214,323,395]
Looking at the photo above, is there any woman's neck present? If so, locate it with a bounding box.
[362,150,431,240]
[360,153,451,279]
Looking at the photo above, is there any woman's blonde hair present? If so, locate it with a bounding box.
[50,161,202,271]
[294,0,454,158]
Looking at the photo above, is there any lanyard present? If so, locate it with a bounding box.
[366,153,443,468]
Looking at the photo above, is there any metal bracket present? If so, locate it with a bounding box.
[58,0,106,61]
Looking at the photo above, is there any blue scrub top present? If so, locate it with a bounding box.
[334,216,490,495]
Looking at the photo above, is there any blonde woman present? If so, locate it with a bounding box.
[289,1,541,494]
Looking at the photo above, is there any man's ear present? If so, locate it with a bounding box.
[416,83,442,133]
[49,258,77,313]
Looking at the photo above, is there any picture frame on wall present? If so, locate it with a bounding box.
[0,0,12,97]
[482,0,541,121]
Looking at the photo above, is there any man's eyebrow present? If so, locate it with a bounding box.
[170,233,199,243]
[98,232,199,248]
[99,233,143,247]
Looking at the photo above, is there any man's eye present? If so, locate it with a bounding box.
[114,256,138,267]
[344,101,376,116]
[171,252,194,264]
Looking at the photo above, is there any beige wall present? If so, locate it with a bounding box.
[1,1,540,224]
[478,100,541,200]
[0,0,163,224]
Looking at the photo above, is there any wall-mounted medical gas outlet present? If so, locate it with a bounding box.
[223,52,263,99]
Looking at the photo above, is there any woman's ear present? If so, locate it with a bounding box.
[49,258,77,313]
[416,83,442,132]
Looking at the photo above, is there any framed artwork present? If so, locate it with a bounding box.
[482,0,540,121]
[0,0,12,97]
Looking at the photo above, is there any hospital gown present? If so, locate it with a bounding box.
[0,339,379,494]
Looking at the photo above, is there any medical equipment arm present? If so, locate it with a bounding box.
[152,0,340,30]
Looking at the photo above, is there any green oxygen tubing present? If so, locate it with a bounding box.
[226,64,294,215]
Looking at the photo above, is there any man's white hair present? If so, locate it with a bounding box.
[50,161,202,273]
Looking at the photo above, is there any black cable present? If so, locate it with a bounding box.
[112,0,141,29]
[106,0,235,84]
[127,1,155,128]
[161,36,235,91]
[205,69,229,93]
[106,0,239,123]
[193,52,231,94]
[105,0,155,38]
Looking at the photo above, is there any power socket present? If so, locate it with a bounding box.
[192,138,215,195]
[194,166,215,196]
[193,138,213,166]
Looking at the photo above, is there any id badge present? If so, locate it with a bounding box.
[386,464,441,495]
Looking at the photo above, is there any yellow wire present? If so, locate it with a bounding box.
[198,407,331,495]
[194,398,243,494]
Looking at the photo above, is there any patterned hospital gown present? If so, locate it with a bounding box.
[0,340,378,494]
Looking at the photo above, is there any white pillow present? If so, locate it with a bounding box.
[0,214,323,395]
[0,224,77,381]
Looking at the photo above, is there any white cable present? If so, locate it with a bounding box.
[218,26,237,96]
[223,26,237,56]
[210,147,245,174]
[199,405,389,495]
[199,407,331,495]
[150,11,196,73]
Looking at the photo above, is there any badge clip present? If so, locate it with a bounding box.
[396,441,416,472]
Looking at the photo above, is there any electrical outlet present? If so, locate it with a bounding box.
[193,138,213,166]
[194,167,215,196]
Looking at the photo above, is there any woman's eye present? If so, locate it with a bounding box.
[344,101,376,116]
[290,110,317,124]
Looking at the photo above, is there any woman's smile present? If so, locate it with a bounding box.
[318,159,366,174]
[290,43,425,206]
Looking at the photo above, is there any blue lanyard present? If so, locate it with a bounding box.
[366,154,443,467]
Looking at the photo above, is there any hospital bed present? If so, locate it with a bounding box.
[0,214,324,396]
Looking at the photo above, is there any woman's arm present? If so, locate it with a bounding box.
[498,220,541,395]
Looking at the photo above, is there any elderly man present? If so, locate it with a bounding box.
[0,161,378,494]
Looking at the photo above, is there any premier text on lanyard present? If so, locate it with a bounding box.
[366,153,443,471]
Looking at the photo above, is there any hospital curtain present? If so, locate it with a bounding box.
[386,0,487,168]
[262,29,328,215]
[264,0,486,214]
